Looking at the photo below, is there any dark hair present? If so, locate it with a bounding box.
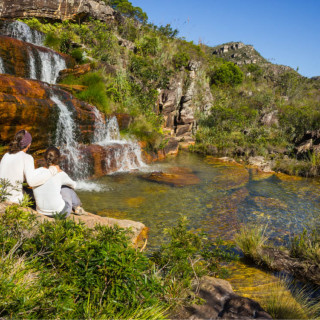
[44,146,60,166]
[9,130,26,154]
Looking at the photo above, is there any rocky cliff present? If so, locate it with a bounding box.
[0,0,116,22]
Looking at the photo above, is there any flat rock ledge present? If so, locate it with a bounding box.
[174,276,272,320]
[0,202,148,248]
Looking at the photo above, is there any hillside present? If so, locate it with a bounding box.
[0,0,319,176]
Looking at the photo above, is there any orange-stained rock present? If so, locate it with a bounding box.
[0,74,99,153]
[56,84,88,94]
[57,64,91,82]
[141,167,200,187]
[79,143,143,178]
[0,0,116,23]
[113,113,133,130]
[0,36,74,80]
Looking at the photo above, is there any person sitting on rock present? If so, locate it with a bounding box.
[0,129,58,203]
[33,146,85,217]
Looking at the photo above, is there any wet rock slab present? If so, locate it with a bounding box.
[141,167,200,187]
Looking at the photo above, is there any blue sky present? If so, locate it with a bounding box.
[130,0,320,78]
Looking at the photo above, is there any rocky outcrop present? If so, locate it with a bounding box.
[295,130,320,156]
[0,74,98,152]
[0,0,115,23]
[212,42,267,66]
[0,201,148,247]
[157,60,212,147]
[174,276,272,319]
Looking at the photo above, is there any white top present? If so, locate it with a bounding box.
[33,169,77,215]
[0,151,57,203]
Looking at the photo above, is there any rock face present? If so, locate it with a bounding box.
[212,42,266,66]
[157,60,212,147]
[174,276,272,319]
[0,74,98,152]
[0,0,115,23]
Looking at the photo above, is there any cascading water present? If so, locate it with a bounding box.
[39,50,66,84]
[0,57,5,74]
[93,108,146,172]
[0,20,66,84]
[51,94,88,180]
[6,20,44,46]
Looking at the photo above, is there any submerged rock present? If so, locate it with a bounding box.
[141,167,200,187]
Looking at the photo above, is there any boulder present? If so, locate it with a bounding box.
[0,0,116,23]
[248,156,273,173]
[174,276,272,319]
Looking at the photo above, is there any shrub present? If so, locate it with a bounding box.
[172,52,190,69]
[211,62,244,87]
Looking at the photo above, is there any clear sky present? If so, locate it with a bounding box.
[130,0,320,78]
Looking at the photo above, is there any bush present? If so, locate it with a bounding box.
[172,52,190,69]
[211,62,244,87]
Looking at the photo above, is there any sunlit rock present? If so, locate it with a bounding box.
[141,167,200,187]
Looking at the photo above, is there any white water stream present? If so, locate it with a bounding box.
[2,20,66,84]
[6,20,44,46]
[0,57,5,74]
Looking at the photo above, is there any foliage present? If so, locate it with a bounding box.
[0,202,240,319]
[261,277,320,319]
[290,228,320,264]
[172,52,190,69]
[210,62,244,87]
[61,72,111,114]
[0,178,19,202]
[235,225,268,262]
[110,0,148,23]
[151,216,238,304]
[0,205,167,319]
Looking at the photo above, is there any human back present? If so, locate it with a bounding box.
[0,130,56,203]
[33,146,81,217]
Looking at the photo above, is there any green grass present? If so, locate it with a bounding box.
[235,225,268,262]
[261,277,320,319]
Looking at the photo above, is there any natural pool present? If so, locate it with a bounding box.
[78,151,320,250]
[78,151,320,301]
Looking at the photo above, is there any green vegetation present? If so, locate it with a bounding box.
[261,278,320,319]
[0,187,238,320]
[21,0,320,175]
[210,61,244,87]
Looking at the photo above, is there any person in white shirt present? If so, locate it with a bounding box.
[33,146,85,217]
[0,130,58,203]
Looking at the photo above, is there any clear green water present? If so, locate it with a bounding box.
[78,152,320,251]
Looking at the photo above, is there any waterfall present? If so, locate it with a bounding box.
[39,51,66,84]
[28,48,37,80]
[0,57,5,74]
[6,20,44,46]
[51,94,87,179]
[93,108,146,172]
